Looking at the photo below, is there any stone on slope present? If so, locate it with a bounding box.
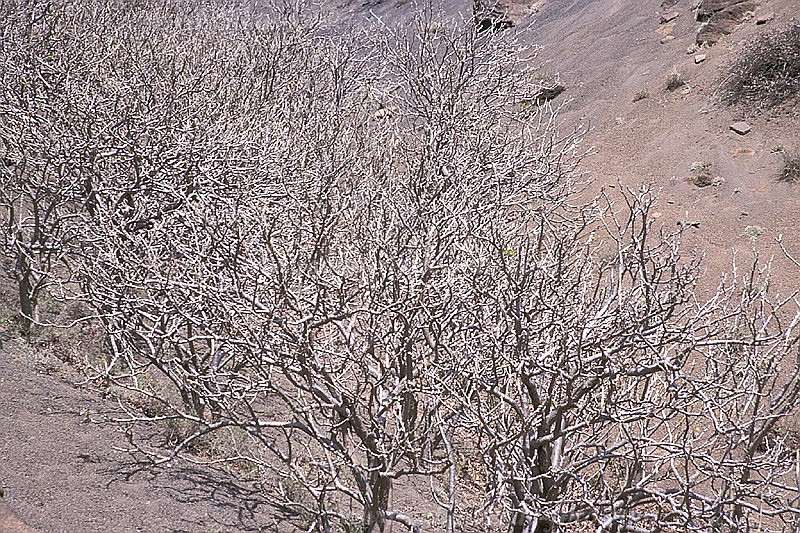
[696,0,758,44]
[661,11,680,23]
[730,121,752,135]
[756,12,775,24]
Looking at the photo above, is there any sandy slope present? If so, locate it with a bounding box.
[525,0,800,276]
[0,341,283,533]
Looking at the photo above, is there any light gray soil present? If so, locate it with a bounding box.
[0,341,286,533]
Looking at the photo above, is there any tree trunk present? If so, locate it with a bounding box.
[14,250,34,335]
[363,464,392,533]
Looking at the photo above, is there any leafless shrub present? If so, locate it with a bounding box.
[780,152,800,183]
[723,22,800,109]
[666,70,687,92]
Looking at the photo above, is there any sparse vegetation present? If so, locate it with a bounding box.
[666,70,687,91]
[723,21,800,108]
[688,161,723,187]
[742,225,765,238]
[780,152,800,183]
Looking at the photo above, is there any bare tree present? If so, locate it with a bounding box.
[0,0,91,333]
[445,182,800,532]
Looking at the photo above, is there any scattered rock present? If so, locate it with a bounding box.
[661,35,676,44]
[374,105,398,119]
[694,53,707,63]
[473,0,546,29]
[534,83,566,104]
[731,148,756,157]
[730,121,752,135]
[657,22,677,36]
[696,0,758,45]
[696,0,753,20]
[661,11,680,23]
[688,173,724,187]
[756,12,774,24]
[474,0,514,30]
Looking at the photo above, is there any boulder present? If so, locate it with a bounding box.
[661,11,680,23]
[697,0,752,20]
[696,0,758,44]
[756,12,775,24]
[474,0,546,30]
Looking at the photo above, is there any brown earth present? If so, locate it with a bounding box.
[0,339,285,532]
[2,0,800,531]
[523,0,800,280]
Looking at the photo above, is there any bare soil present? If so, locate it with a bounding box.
[525,0,800,279]
[0,339,285,532]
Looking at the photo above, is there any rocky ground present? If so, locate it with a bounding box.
[523,0,800,280]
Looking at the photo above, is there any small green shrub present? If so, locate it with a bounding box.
[723,22,800,109]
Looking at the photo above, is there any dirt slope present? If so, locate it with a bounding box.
[0,341,283,533]
[525,0,800,275]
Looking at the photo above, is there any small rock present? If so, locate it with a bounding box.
[756,12,775,24]
[688,172,723,187]
[730,121,752,135]
[657,22,677,36]
[374,105,398,118]
[731,148,756,158]
[533,84,566,104]
[694,53,707,63]
[661,11,680,23]
[661,35,676,44]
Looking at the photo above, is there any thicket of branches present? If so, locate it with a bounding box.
[4,1,800,532]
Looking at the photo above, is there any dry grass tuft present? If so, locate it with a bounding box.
[723,22,800,109]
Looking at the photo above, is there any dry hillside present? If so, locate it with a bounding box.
[1,0,799,531]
